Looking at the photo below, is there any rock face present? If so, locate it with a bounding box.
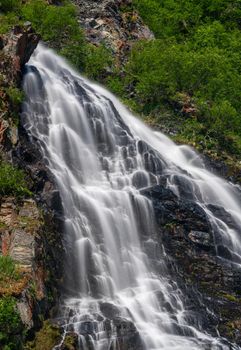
[0,25,40,151]
[0,26,65,348]
[1,24,40,84]
[73,0,154,62]
[142,184,241,346]
[0,198,39,269]
[3,24,40,67]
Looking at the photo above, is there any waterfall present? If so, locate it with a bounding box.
[22,44,241,350]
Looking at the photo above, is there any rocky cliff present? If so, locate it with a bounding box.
[0,25,65,349]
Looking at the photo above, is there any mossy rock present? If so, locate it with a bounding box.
[25,320,61,350]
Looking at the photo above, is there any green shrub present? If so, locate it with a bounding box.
[6,87,24,107]
[0,0,20,13]
[133,0,241,39]
[61,41,113,80]
[107,75,126,96]
[84,44,113,80]
[59,33,86,71]
[21,0,81,48]
[0,162,30,197]
[0,12,20,34]
[0,296,22,349]
[122,32,241,155]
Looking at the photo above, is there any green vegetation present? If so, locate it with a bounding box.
[0,255,29,297]
[109,0,241,160]
[0,0,112,79]
[0,161,30,197]
[1,0,240,162]
[0,0,20,13]
[25,320,77,350]
[6,87,24,107]
[0,12,20,34]
[21,0,80,48]
[0,296,22,350]
[0,256,19,282]
[25,320,61,350]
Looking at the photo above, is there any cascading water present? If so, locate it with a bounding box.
[22,44,241,350]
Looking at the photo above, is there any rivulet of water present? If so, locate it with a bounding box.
[22,44,241,350]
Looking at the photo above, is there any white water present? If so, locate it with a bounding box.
[22,44,241,350]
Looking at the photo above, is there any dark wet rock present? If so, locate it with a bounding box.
[112,317,144,350]
[208,204,240,232]
[143,183,241,346]
[188,230,212,249]
[0,26,40,150]
[99,302,120,319]
[2,25,40,79]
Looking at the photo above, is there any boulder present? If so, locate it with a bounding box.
[3,25,40,69]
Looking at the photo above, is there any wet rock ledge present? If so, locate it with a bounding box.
[142,184,241,346]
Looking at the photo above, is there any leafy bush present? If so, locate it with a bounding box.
[59,34,86,71]
[21,0,82,48]
[6,87,24,107]
[0,296,22,349]
[133,0,241,39]
[0,0,20,13]
[0,162,30,197]
[116,0,241,157]
[123,37,241,153]
[0,12,20,34]
[84,44,113,80]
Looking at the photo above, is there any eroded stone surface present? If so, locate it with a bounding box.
[0,198,40,268]
[73,0,154,62]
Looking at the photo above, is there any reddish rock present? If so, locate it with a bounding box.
[3,25,40,69]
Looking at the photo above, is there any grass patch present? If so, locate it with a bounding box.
[0,161,31,197]
[0,256,19,282]
[0,256,29,296]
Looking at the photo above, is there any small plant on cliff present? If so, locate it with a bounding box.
[0,161,31,197]
[25,320,61,350]
[0,296,22,349]
[0,256,20,282]
[6,87,24,107]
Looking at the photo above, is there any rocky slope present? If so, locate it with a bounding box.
[73,0,153,63]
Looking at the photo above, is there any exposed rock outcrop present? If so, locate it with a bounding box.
[142,184,241,346]
[1,24,40,84]
[0,25,40,151]
[73,0,153,63]
[0,25,65,348]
